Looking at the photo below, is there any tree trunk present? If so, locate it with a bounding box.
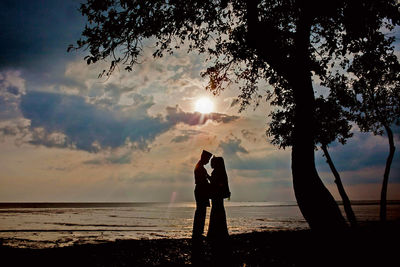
[380,125,396,222]
[290,12,347,231]
[245,1,346,230]
[321,144,357,227]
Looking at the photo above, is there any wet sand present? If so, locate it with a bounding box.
[1,221,398,267]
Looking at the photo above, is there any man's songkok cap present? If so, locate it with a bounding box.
[201,150,212,159]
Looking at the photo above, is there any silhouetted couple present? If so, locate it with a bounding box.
[192,150,231,265]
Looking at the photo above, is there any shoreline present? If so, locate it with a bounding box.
[1,221,399,267]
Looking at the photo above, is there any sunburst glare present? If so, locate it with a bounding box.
[195,97,214,114]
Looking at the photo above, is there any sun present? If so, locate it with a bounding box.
[195,97,214,114]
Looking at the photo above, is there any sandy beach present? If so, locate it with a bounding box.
[1,221,398,267]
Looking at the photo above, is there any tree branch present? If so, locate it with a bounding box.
[245,0,292,80]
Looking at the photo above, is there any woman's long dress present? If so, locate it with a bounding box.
[207,170,229,240]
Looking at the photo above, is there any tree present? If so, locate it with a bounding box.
[267,94,357,227]
[327,29,400,222]
[71,0,399,230]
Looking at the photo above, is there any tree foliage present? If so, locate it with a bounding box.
[71,0,400,110]
[72,0,400,230]
[327,30,400,135]
[267,94,353,149]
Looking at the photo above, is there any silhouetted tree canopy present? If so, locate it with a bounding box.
[72,0,400,230]
[328,30,400,135]
[267,94,353,149]
[71,0,399,109]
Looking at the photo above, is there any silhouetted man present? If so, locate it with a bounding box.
[192,150,212,265]
[192,150,212,240]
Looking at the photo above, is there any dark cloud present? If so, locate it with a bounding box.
[84,152,132,165]
[171,129,203,143]
[166,106,239,126]
[6,86,20,95]
[19,91,238,152]
[219,136,249,156]
[0,0,84,71]
[241,129,258,143]
[20,91,171,152]
[315,130,400,186]
[171,135,190,143]
[315,131,400,173]
[0,125,19,136]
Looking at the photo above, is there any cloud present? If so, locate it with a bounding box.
[170,129,203,143]
[218,136,291,172]
[29,128,69,148]
[84,151,133,165]
[171,135,190,143]
[0,71,25,120]
[0,118,30,145]
[315,131,400,173]
[19,91,239,152]
[241,129,259,143]
[219,136,249,156]
[20,91,170,152]
[165,105,239,126]
[86,83,138,108]
[314,129,400,189]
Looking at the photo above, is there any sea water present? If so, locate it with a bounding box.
[0,201,399,248]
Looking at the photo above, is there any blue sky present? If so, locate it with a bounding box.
[0,0,399,202]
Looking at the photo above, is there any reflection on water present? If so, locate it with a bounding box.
[0,201,399,248]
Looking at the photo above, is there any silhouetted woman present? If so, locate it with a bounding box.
[207,156,231,264]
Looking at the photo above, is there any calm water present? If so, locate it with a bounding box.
[0,201,399,248]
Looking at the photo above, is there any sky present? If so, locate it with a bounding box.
[0,0,399,202]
